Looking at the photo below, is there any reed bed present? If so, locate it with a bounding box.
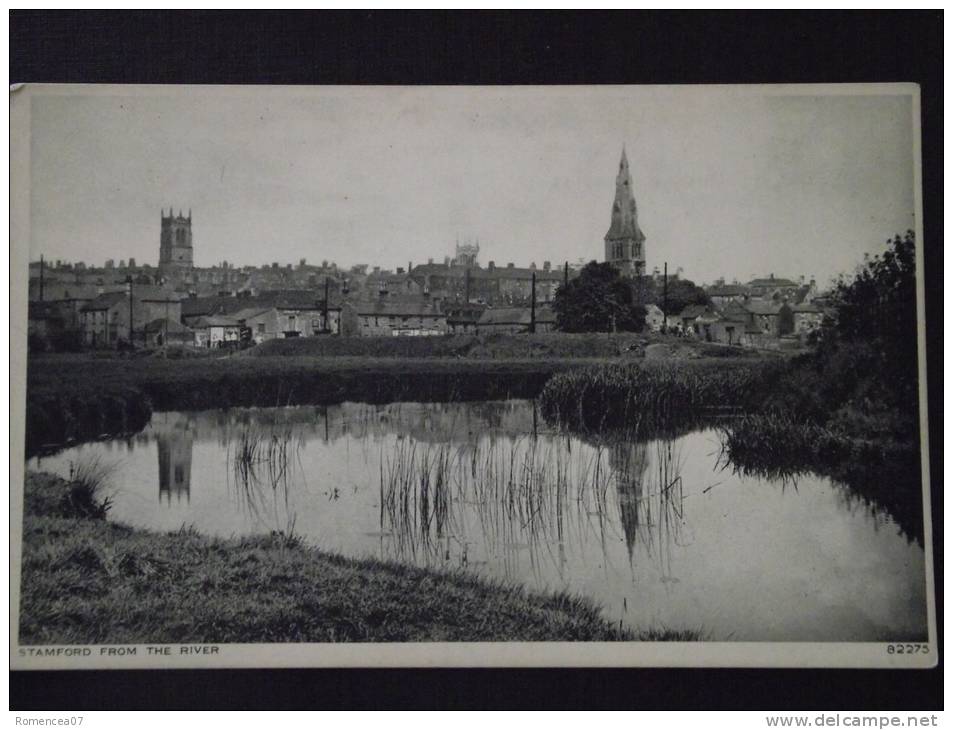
[538,360,777,433]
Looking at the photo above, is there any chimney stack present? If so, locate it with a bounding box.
[543,261,551,271]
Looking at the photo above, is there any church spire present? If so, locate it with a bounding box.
[604,146,646,277]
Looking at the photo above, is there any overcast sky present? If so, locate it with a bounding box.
[27,86,916,285]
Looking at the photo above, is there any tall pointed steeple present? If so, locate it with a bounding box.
[604,147,646,277]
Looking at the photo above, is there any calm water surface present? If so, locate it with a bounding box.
[29,400,927,641]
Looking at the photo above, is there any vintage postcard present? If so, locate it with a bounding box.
[10,83,936,669]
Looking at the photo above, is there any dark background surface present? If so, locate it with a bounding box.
[9,10,942,711]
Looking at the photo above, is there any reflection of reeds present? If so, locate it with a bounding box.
[378,431,687,582]
[227,424,302,535]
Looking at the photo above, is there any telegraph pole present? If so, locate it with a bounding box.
[323,276,330,332]
[563,261,569,289]
[127,276,134,348]
[530,271,536,334]
[663,261,669,334]
[39,255,45,301]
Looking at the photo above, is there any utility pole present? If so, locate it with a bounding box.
[563,261,569,289]
[38,255,45,302]
[323,276,330,333]
[127,276,134,349]
[663,261,668,334]
[529,271,536,334]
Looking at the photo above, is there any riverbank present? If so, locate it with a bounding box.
[25,335,771,454]
[25,355,596,454]
[19,472,698,644]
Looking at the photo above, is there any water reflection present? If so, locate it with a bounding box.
[27,400,928,641]
[154,413,193,505]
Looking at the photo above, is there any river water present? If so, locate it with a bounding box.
[28,400,927,641]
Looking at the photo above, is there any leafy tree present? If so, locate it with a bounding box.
[814,230,919,416]
[630,275,709,316]
[553,261,646,333]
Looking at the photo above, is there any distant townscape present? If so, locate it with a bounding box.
[27,149,828,352]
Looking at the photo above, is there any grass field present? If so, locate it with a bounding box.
[18,472,699,644]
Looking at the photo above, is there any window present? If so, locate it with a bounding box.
[257,323,265,334]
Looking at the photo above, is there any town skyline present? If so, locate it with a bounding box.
[28,86,916,286]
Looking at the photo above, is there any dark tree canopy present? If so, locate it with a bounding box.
[630,275,709,316]
[553,261,646,333]
[815,230,919,413]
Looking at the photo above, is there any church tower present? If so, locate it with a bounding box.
[159,208,194,271]
[604,148,646,277]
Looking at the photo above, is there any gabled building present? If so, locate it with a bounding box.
[746,275,800,299]
[192,315,241,348]
[141,318,194,348]
[346,297,447,337]
[80,291,130,348]
[743,300,795,338]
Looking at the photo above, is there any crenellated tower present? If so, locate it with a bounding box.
[604,148,646,277]
[159,208,194,271]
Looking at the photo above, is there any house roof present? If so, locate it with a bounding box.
[445,304,488,323]
[352,297,444,317]
[130,285,182,302]
[747,276,799,288]
[678,304,710,320]
[477,306,554,326]
[478,308,532,326]
[181,295,242,317]
[410,263,563,281]
[717,300,751,322]
[143,317,193,334]
[192,315,240,328]
[230,307,276,322]
[745,300,785,316]
[30,283,102,302]
[256,289,325,310]
[695,310,723,325]
[790,302,822,313]
[707,284,748,297]
[82,291,128,311]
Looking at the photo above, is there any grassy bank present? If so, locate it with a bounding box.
[19,472,698,643]
[26,354,598,455]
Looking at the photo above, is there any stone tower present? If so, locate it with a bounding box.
[604,148,646,277]
[159,208,194,271]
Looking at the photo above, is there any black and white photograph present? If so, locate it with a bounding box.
[10,82,935,670]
